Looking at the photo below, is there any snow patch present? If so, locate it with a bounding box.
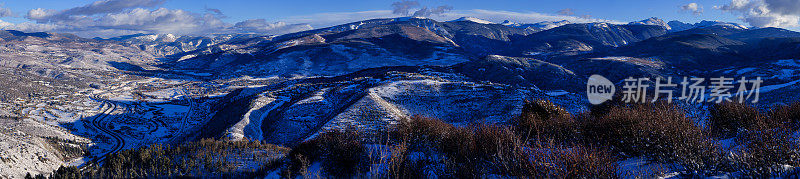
[452,17,494,24]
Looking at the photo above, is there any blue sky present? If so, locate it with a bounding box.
[0,0,798,37]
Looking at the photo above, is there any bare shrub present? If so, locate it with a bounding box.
[542,144,619,178]
[86,138,288,178]
[390,116,460,153]
[708,102,763,137]
[316,129,366,177]
[511,100,577,144]
[390,116,619,178]
[768,102,800,130]
[284,128,366,178]
[582,102,723,173]
[729,102,800,177]
[732,126,800,177]
[386,142,422,179]
[464,124,529,177]
[281,139,317,178]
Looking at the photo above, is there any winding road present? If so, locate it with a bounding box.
[74,77,202,171]
[87,93,195,163]
[89,100,125,163]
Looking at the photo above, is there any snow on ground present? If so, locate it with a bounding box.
[775,59,800,67]
[225,95,285,141]
[182,71,212,76]
[617,157,675,178]
[370,79,525,124]
[67,157,88,167]
[318,91,408,135]
[143,87,185,102]
[295,88,330,105]
[545,90,571,96]
[760,79,800,93]
[452,17,495,24]
[0,72,211,177]
[108,93,137,102]
[736,67,757,75]
[155,104,190,116]
[776,69,797,80]
[0,118,91,178]
[0,131,66,178]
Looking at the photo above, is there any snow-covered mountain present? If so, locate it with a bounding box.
[450,17,495,24]
[629,17,671,30]
[668,20,748,33]
[3,16,800,177]
[504,20,572,33]
[99,33,264,57]
[209,59,586,145]
[0,30,158,71]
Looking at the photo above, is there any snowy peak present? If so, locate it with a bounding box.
[667,20,748,32]
[629,17,670,30]
[451,17,494,24]
[504,20,571,32]
[667,21,694,32]
[105,33,181,43]
[501,20,516,26]
[533,20,571,30]
[695,20,748,30]
[155,34,179,42]
[666,20,749,36]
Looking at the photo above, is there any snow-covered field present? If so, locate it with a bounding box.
[0,71,227,177]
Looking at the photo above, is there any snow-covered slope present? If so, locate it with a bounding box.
[451,17,494,24]
[629,17,671,30]
[103,33,263,57]
[0,30,157,71]
[215,67,587,145]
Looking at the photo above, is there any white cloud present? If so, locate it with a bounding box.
[389,1,452,18]
[26,8,55,20]
[391,0,420,16]
[27,0,164,22]
[18,0,223,36]
[95,8,207,33]
[0,21,61,32]
[282,10,395,28]
[411,6,452,17]
[205,7,224,17]
[716,0,800,28]
[7,0,316,37]
[557,8,575,16]
[764,0,800,15]
[681,3,703,15]
[0,5,13,17]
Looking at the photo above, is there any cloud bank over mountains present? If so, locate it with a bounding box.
[717,0,800,28]
[0,0,682,38]
[0,0,314,37]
